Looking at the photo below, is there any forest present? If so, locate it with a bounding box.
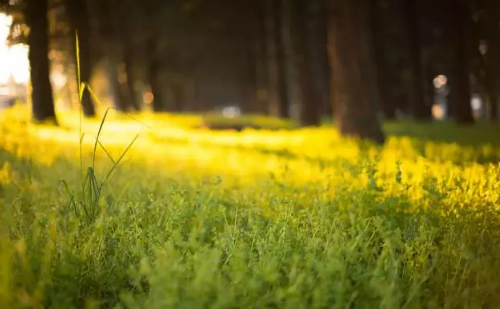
[0,0,499,308]
[0,0,498,137]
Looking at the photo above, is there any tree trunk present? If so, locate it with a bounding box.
[254,3,270,113]
[275,0,289,119]
[296,0,321,126]
[481,47,499,121]
[242,38,261,113]
[449,0,474,124]
[25,0,57,124]
[123,48,141,111]
[147,37,165,112]
[76,37,97,117]
[106,58,129,112]
[406,0,431,120]
[308,0,330,119]
[281,0,299,119]
[327,0,385,144]
[265,0,288,118]
[168,78,183,112]
[483,0,500,121]
[148,62,164,112]
[487,70,499,120]
[370,0,397,120]
[65,0,96,117]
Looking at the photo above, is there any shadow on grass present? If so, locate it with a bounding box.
[197,114,298,131]
[149,116,500,165]
[383,120,500,147]
[197,116,499,149]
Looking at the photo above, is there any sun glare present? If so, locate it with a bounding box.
[0,13,30,84]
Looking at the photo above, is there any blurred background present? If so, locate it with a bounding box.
[0,0,498,131]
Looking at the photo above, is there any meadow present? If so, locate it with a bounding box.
[1,106,500,309]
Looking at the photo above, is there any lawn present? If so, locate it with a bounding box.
[1,107,500,309]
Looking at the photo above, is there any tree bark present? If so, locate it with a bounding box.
[65,0,96,117]
[123,47,141,111]
[106,58,129,112]
[406,0,431,120]
[327,0,385,144]
[147,37,165,112]
[275,0,289,119]
[241,38,261,113]
[449,0,474,124]
[483,0,500,121]
[296,0,321,126]
[483,52,499,120]
[254,2,270,113]
[308,0,330,118]
[25,0,57,124]
[265,0,288,118]
[486,65,499,120]
[370,0,397,120]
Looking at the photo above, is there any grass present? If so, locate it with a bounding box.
[1,106,500,309]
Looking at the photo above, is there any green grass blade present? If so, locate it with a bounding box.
[87,86,152,130]
[58,179,76,217]
[101,129,143,187]
[96,140,116,165]
[79,132,86,192]
[92,108,111,169]
[75,32,81,92]
[59,179,73,197]
[86,84,104,107]
[88,167,100,217]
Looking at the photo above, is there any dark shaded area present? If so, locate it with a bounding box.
[0,0,498,142]
[24,0,57,124]
[384,121,500,147]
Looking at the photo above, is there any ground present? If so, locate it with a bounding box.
[0,106,500,308]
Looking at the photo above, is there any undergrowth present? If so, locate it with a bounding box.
[0,36,499,309]
[1,107,500,308]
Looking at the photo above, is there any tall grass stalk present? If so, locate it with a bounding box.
[71,33,144,224]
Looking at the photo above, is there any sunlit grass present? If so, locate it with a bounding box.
[0,105,500,308]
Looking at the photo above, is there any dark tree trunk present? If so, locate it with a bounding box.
[275,0,289,118]
[265,0,288,118]
[89,0,135,113]
[308,0,330,119]
[487,67,499,119]
[480,48,499,121]
[483,0,500,121]
[295,0,321,126]
[254,2,270,113]
[108,57,136,113]
[242,37,261,113]
[25,0,57,124]
[76,38,97,117]
[178,83,188,112]
[65,0,96,117]
[117,5,141,113]
[490,86,499,120]
[123,48,141,111]
[192,73,204,111]
[282,0,299,118]
[264,0,280,116]
[370,0,397,120]
[327,0,385,144]
[106,58,129,112]
[148,64,164,112]
[168,80,183,112]
[381,101,397,120]
[147,37,165,112]
[449,0,474,124]
[406,0,431,120]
